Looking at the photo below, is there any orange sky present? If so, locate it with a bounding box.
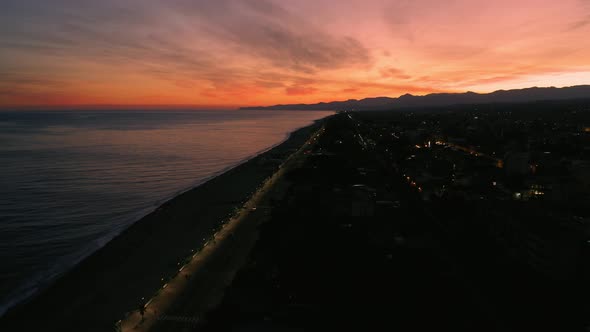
[1,0,589,109]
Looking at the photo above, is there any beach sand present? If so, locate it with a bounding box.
[0,120,326,332]
[121,123,326,332]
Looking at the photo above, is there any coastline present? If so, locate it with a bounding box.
[0,118,328,332]
[0,120,318,319]
[120,122,326,332]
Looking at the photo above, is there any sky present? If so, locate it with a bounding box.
[1,0,589,108]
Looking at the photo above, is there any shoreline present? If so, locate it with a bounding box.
[0,121,320,318]
[120,123,326,332]
[0,118,328,332]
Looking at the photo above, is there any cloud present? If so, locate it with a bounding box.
[1,0,589,107]
[0,0,373,105]
[169,0,372,73]
[380,67,412,80]
[285,85,318,96]
[567,3,590,32]
[341,87,360,94]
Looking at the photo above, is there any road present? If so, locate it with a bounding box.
[118,126,325,332]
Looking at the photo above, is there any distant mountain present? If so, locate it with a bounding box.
[240,85,590,111]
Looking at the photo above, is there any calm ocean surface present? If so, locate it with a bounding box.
[0,109,332,315]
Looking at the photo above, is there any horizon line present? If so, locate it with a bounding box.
[2,84,588,111]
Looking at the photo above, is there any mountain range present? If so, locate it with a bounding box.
[240,85,590,111]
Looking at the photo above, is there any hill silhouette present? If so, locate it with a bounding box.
[240,85,590,110]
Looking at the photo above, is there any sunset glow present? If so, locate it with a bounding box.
[1,0,589,108]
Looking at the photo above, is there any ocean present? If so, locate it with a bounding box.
[0,109,332,316]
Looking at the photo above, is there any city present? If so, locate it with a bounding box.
[198,100,590,331]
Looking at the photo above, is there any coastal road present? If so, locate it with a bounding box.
[119,126,325,332]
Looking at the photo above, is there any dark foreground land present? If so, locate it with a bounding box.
[199,100,590,332]
[4,100,590,332]
[0,121,324,332]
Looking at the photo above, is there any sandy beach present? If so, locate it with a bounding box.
[120,122,326,332]
[0,119,326,332]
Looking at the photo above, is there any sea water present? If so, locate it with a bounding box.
[0,109,332,315]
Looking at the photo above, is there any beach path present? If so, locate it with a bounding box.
[119,126,325,332]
